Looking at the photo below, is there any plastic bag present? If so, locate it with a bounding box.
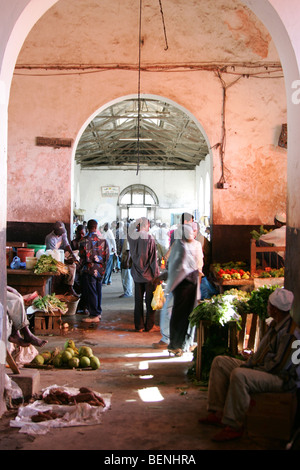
[151,284,165,310]
[10,256,21,269]
[10,256,26,269]
[5,374,24,406]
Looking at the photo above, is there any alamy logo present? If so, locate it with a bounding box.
[292,80,300,104]
[291,340,300,365]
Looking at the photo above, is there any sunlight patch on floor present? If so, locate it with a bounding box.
[138,386,164,402]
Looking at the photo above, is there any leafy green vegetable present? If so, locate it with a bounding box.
[34,255,58,274]
[247,284,280,320]
[33,294,67,314]
[189,289,250,327]
[250,225,269,240]
[189,285,281,326]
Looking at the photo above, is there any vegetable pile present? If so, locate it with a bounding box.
[250,225,270,240]
[34,254,69,275]
[190,284,280,326]
[254,267,284,278]
[33,294,68,314]
[190,289,250,327]
[213,262,251,280]
[247,284,280,320]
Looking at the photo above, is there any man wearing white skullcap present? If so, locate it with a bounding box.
[198,288,300,442]
[268,287,294,312]
[257,211,286,268]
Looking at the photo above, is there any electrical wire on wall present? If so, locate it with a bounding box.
[213,71,242,189]
[13,2,284,181]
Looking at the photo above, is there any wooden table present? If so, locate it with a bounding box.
[213,276,254,294]
[7,269,55,296]
[210,266,254,294]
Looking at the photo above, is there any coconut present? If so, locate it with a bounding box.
[65,347,75,357]
[41,351,52,363]
[68,357,80,368]
[79,346,93,358]
[90,356,101,370]
[79,356,91,368]
[53,354,63,368]
[62,350,73,364]
[33,354,44,366]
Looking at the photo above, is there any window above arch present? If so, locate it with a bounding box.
[119,184,158,206]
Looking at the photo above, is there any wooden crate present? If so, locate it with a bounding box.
[246,392,297,440]
[196,320,238,381]
[34,312,62,335]
[195,313,266,381]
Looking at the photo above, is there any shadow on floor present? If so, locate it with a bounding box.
[1,273,288,452]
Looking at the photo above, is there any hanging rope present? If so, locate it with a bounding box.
[136,0,143,175]
[158,0,168,51]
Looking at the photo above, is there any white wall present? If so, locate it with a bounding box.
[74,164,201,227]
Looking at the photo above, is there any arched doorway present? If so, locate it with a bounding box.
[72,95,212,228]
[118,184,159,221]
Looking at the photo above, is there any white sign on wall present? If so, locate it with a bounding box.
[101,186,120,197]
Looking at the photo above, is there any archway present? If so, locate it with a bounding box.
[72,94,213,230]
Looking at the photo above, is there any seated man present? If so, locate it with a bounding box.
[256,212,286,268]
[198,288,300,442]
[7,286,47,348]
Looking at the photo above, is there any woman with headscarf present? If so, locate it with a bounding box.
[166,223,203,356]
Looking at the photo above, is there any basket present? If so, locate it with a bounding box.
[56,294,80,315]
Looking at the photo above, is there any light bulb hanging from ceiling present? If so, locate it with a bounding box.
[136,0,168,175]
[136,0,142,175]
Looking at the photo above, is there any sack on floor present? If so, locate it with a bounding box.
[151,284,165,310]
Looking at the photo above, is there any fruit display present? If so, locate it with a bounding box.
[30,339,101,370]
[253,267,284,278]
[213,261,251,280]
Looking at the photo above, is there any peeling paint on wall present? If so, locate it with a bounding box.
[224,8,271,58]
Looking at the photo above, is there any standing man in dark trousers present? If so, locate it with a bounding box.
[128,217,160,332]
[79,219,109,324]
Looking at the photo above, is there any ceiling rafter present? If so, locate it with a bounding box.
[75,98,209,169]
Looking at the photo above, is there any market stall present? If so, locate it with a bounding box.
[190,285,278,382]
[210,261,254,293]
[7,269,54,297]
[7,253,74,335]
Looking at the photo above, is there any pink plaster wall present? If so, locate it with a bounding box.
[7,0,287,226]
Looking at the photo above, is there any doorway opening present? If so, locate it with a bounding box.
[118,184,158,221]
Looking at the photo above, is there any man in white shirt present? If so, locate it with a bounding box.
[257,212,286,268]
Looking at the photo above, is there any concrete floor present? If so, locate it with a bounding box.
[1,273,288,452]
